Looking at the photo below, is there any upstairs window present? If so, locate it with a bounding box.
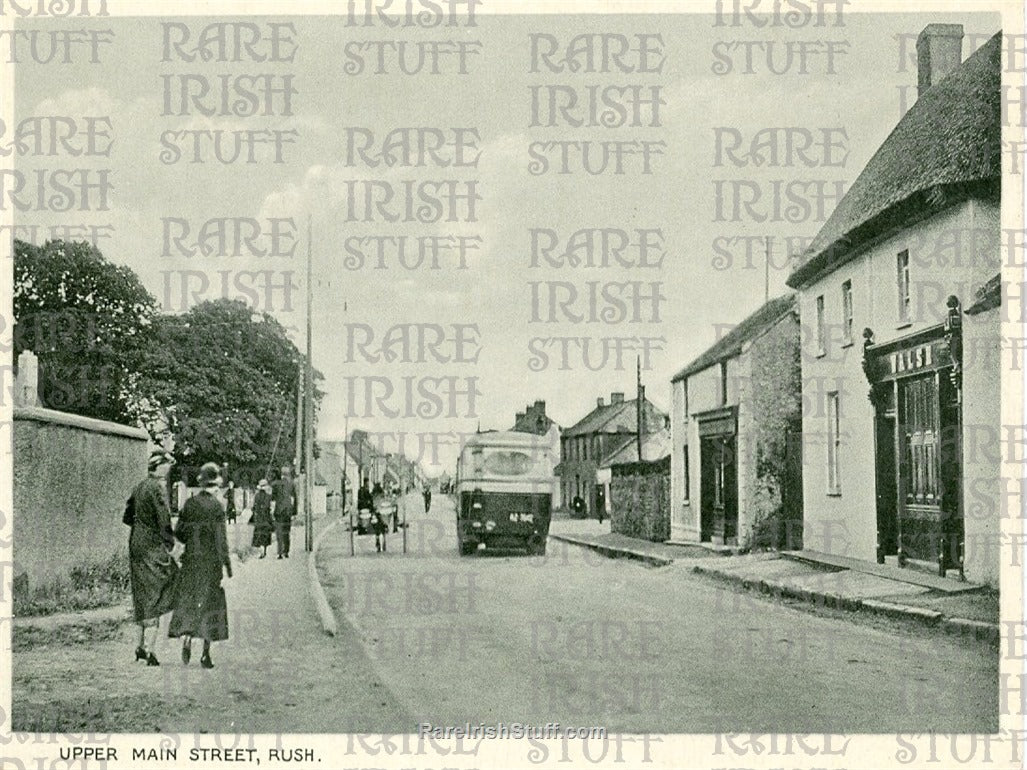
[897,249,911,323]
[841,280,853,345]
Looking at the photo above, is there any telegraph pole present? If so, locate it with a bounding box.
[304,215,314,552]
[294,369,303,474]
[636,356,643,461]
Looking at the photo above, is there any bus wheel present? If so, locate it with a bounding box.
[527,535,546,556]
[460,541,476,556]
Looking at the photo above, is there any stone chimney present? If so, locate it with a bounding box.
[596,397,605,408]
[15,351,41,407]
[610,392,625,404]
[917,24,963,97]
[534,399,545,412]
[515,411,525,423]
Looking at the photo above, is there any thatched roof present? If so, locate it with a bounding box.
[787,31,1001,289]
[965,273,1001,315]
[671,293,796,383]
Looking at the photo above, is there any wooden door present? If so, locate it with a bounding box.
[897,373,942,564]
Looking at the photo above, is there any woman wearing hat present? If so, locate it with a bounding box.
[251,478,273,558]
[124,449,179,665]
[169,462,232,668]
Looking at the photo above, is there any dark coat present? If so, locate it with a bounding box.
[168,490,230,642]
[125,477,178,623]
[357,487,375,512]
[251,489,273,547]
[271,477,295,522]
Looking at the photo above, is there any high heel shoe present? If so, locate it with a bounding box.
[135,646,147,662]
[200,652,214,669]
[146,652,160,666]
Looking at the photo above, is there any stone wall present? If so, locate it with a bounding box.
[610,456,671,542]
[743,308,803,550]
[13,406,148,594]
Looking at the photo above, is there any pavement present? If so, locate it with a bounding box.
[11,516,410,732]
[548,518,1000,643]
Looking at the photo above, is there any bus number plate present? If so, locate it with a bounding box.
[509,513,534,523]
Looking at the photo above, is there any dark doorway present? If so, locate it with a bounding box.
[701,435,737,544]
[700,437,716,541]
[875,411,898,561]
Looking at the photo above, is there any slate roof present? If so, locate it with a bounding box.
[671,294,796,383]
[563,398,667,438]
[511,408,558,435]
[787,31,1002,289]
[599,429,671,468]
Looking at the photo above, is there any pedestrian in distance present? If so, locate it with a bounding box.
[270,465,296,559]
[357,477,374,536]
[423,485,432,514]
[224,480,237,524]
[169,462,231,669]
[251,478,273,558]
[571,495,587,519]
[124,449,179,666]
[371,485,388,552]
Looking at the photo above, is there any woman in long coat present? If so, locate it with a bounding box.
[169,462,232,669]
[125,450,178,665]
[224,480,237,524]
[250,478,273,558]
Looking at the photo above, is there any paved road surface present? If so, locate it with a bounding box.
[318,494,998,733]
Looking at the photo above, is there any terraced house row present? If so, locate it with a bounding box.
[671,24,1002,586]
[551,23,1003,589]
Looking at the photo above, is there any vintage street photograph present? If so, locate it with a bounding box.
[2,1,1023,768]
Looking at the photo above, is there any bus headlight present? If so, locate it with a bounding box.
[471,521,482,528]
[485,520,496,531]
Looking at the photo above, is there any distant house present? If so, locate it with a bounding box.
[785,26,1001,584]
[557,392,667,517]
[670,294,802,549]
[511,399,562,508]
[597,428,671,521]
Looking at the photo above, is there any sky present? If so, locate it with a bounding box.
[11,9,1000,474]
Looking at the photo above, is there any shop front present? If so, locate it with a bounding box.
[862,301,964,577]
[696,406,738,545]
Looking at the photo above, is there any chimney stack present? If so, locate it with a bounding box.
[516,412,525,422]
[534,399,545,412]
[611,392,625,404]
[597,397,605,408]
[917,24,963,97]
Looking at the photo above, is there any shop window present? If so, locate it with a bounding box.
[841,280,853,345]
[816,294,826,356]
[826,391,841,494]
[902,375,939,505]
[897,249,911,323]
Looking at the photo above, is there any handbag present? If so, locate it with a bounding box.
[122,497,134,526]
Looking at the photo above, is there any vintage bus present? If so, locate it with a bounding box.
[455,431,556,555]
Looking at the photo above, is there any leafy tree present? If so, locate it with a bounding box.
[134,298,322,485]
[12,239,157,423]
